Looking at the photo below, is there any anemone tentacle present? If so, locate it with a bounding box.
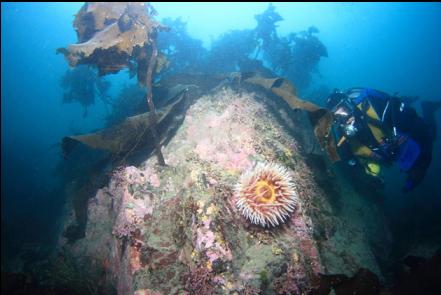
[235,162,298,227]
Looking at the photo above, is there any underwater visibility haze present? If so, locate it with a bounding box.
[2,2,441,294]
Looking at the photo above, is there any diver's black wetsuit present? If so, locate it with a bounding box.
[393,100,440,190]
[332,87,440,191]
[406,102,441,190]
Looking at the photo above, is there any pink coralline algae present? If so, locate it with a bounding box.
[289,210,322,275]
[109,165,157,280]
[194,218,233,263]
[125,165,160,188]
[192,125,255,172]
[185,92,258,172]
[149,173,160,188]
[112,166,155,232]
[112,191,149,241]
[112,220,138,240]
[125,166,144,185]
[134,289,162,295]
[196,227,215,250]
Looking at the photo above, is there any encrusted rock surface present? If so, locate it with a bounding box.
[59,87,389,294]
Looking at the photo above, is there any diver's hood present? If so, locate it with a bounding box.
[326,90,347,110]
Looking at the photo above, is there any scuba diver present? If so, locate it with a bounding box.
[326,87,440,192]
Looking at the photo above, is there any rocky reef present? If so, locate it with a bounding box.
[56,86,390,294]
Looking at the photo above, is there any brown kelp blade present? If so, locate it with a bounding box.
[244,76,340,162]
[56,2,167,84]
[62,90,187,157]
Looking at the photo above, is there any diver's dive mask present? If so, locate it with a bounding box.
[327,90,359,138]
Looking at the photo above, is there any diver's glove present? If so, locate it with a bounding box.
[378,135,407,162]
